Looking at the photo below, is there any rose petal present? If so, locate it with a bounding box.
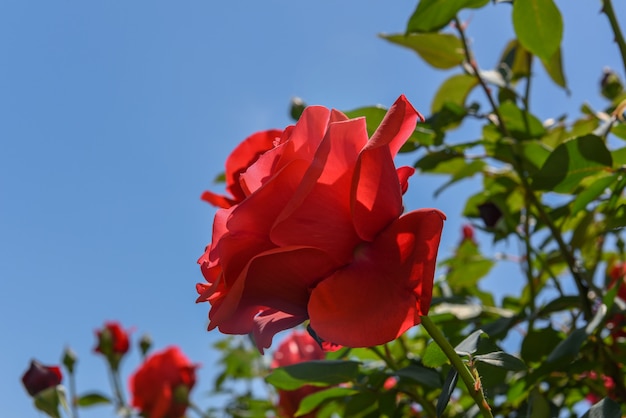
[200,190,236,209]
[367,95,423,157]
[224,129,283,201]
[351,145,403,242]
[308,209,445,347]
[252,310,309,354]
[271,118,368,262]
[241,107,331,194]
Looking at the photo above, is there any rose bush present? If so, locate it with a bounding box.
[128,346,198,418]
[270,330,326,418]
[196,95,445,351]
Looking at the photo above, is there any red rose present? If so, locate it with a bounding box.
[196,95,445,351]
[94,321,130,355]
[21,360,62,396]
[129,346,198,418]
[271,331,325,418]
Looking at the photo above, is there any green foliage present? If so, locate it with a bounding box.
[205,0,626,416]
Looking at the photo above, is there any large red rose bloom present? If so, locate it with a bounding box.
[196,95,445,351]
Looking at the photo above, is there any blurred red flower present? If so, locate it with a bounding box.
[271,331,325,418]
[21,360,62,396]
[129,346,198,418]
[94,321,130,356]
[196,95,445,351]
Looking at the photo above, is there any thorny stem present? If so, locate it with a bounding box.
[453,17,510,138]
[420,316,494,418]
[601,0,626,77]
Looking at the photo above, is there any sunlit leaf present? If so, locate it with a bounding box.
[406,0,489,33]
[540,47,568,90]
[570,174,617,215]
[532,135,613,193]
[431,74,478,113]
[512,0,563,61]
[499,101,545,139]
[380,33,464,69]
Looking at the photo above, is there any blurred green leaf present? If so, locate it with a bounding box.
[581,397,623,418]
[512,0,563,61]
[344,392,378,416]
[532,135,613,193]
[455,330,485,356]
[380,33,464,69]
[344,106,387,137]
[77,392,111,407]
[423,342,449,368]
[296,387,358,416]
[431,74,478,113]
[474,351,526,371]
[499,101,546,139]
[499,39,531,81]
[396,364,442,388]
[540,47,568,90]
[436,368,459,417]
[521,327,562,364]
[406,0,489,33]
[266,360,360,390]
[570,174,617,215]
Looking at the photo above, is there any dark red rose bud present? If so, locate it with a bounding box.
[22,360,62,396]
[478,202,502,228]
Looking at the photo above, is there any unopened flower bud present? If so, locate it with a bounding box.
[601,68,624,101]
[62,347,78,374]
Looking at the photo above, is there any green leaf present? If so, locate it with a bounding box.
[521,327,563,364]
[77,392,111,407]
[33,386,65,418]
[540,47,568,90]
[581,397,623,418]
[344,392,378,417]
[499,101,545,139]
[266,360,360,390]
[474,351,526,371]
[570,174,617,215]
[423,342,449,368]
[431,74,478,113]
[380,33,464,69]
[499,39,531,82]
[436,368,459,418]
[344,106,387,138]
[546,305,607,364]
[532,135,613,193]
[512,0,563,61]
[296,387,358,416]
[395,364,442,388]
[455,330,485,356]
[406,0,489,33]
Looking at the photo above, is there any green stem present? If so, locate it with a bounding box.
[420,316,494,418]
[369,346,398,370]
[68,372,78,418]
[602,0,626,76]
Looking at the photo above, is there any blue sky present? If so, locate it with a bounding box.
[2,1,624,417]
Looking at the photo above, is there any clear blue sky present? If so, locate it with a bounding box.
[2,1,624,416]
